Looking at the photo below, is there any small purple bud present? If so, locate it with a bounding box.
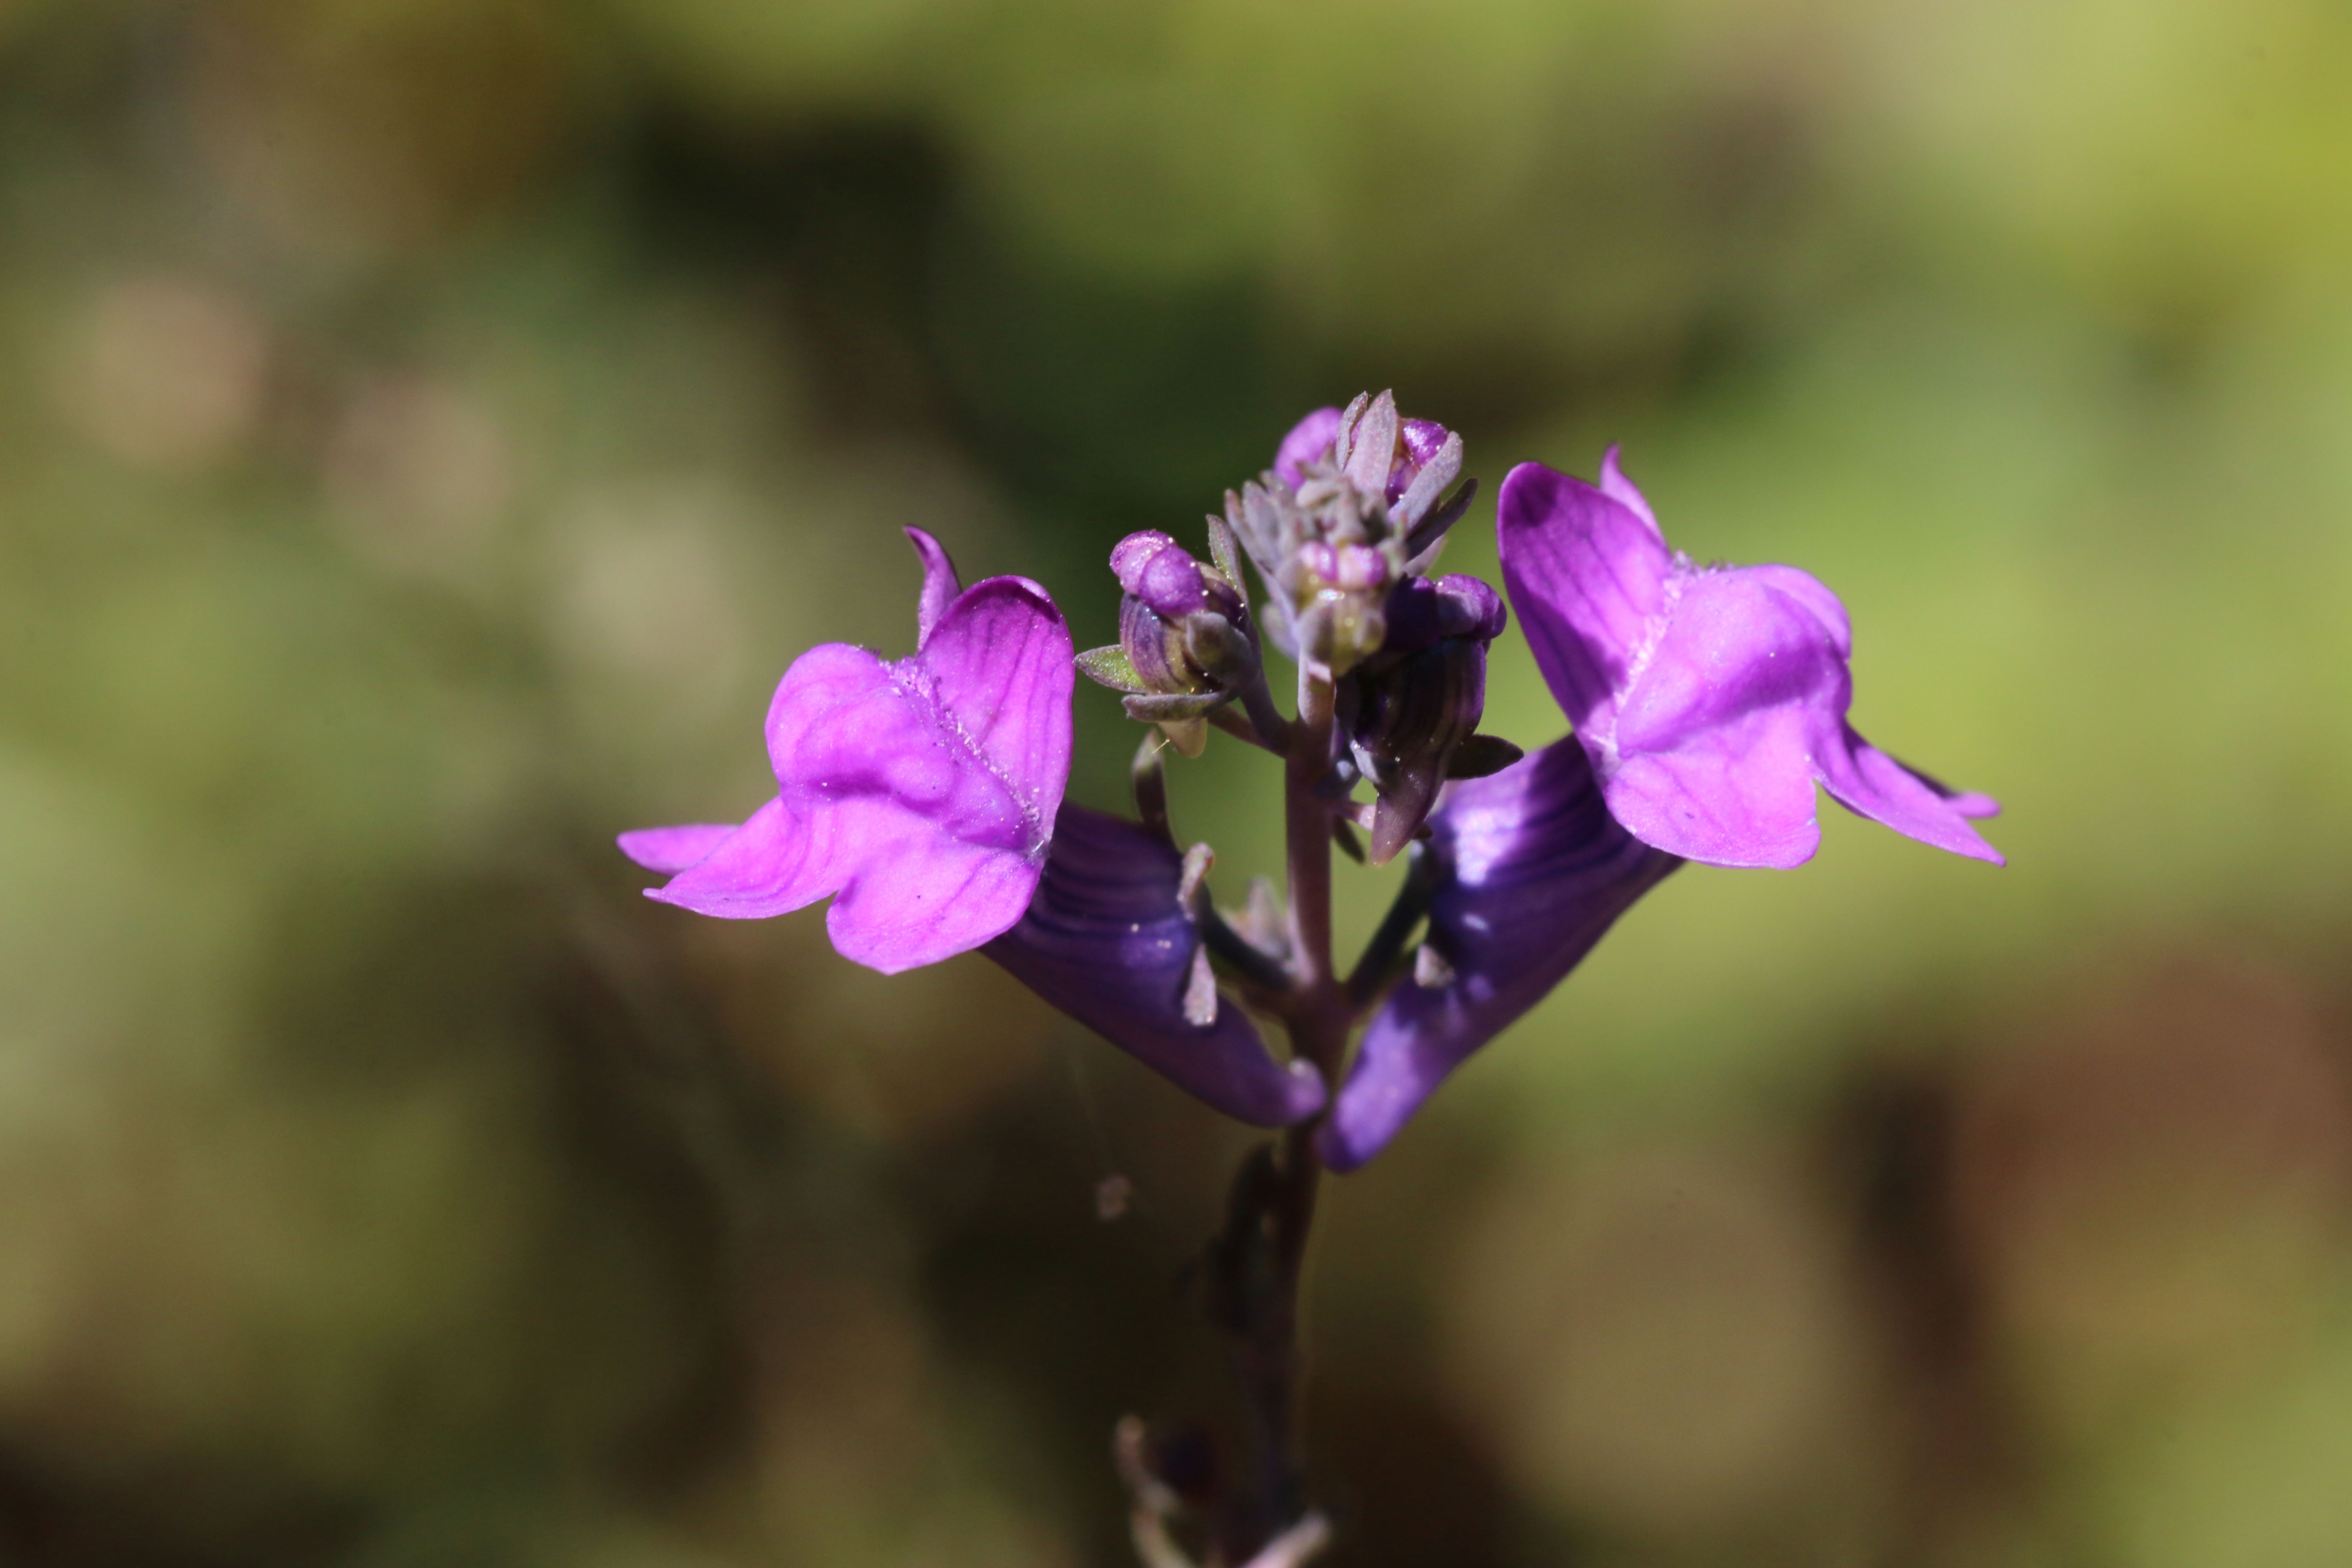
[1112,530,1218,619]
[1297,541,1391,595]
[1103,530,1253,710]
[1274,407,1344,490]
[1396,419,1452,492]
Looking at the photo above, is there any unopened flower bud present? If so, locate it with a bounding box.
[1343,573,1514,864]
[1078,531,1259,753]
[1382,574,1507,655]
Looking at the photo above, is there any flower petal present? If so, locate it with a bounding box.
[988,806,1326,1127]
[1598,566,1851,868]
[1317,740,1679,1170]
[1502,454,2000,870]
[626,552,1076,971]
[1596,444,1661,536]
[909,575,1077,824]
[616,822,740,875]
[646,796,835,919]
[1816,723,2006,865]
[904,527,962,646]
[1497,459,1675,741]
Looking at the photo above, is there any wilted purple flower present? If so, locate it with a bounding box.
[1318,740,1679,1170]
[619,527,1075,974]
[1498,451,2002,870]
[987,805,1326,1127]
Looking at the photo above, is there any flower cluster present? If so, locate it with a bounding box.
[624,395,2000,1163]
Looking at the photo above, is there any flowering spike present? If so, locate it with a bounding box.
[987,805,1326,1127]
[621,568,1075,974]
[1497,453,2003,869]
[1317,740,1681,1170]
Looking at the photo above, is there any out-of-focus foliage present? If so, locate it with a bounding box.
[2,0,2349,1564]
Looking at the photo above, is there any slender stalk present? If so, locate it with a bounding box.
[1226,661,1351,1553]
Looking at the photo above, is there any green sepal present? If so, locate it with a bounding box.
[1077,644,1148,693]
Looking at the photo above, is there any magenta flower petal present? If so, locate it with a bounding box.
[988,806,1326,1127]
[624,552,1075,974]
[640,795,826,918]
[1498,451,2002,869]
[618,822,741,876]
[1317,740,1679,1170]
[1274,407,1343,489]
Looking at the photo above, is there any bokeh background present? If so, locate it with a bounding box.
[4,0,2351,1563]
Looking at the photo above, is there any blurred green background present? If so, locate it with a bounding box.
[4,0,2351,1563]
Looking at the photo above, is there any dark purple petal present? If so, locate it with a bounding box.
[987,805,1326,1127]
[1383,574,1507,654]
[905,527,962,646]
[1274,407,1343,489]
[1499,452,2001,869]
[629,571,1075,973]
[1317,740,1680,1170]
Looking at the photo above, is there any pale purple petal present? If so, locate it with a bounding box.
[987,806,1326,1127]
[616,822,740,876]
[905,527,962,646]
[1317,740,1679,1170]
[1274,407,1342,488]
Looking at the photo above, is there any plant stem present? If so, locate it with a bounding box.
[1230,662,1351,1551]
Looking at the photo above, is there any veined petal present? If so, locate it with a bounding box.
[988,806,1326,1127]
[1498,460,1675,742]
[646,796,836,919]
[1500,453,2001,870]
[1318,741,1679,1170]
[912,575,1078,822]
[1816,723,2005,865]
[628,560,1075,974]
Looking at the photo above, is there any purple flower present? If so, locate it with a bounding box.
[1318,740,1680,1170]
[619,527,1075,974]
[987,806,1326,1127]
[1498,451,2003,870]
